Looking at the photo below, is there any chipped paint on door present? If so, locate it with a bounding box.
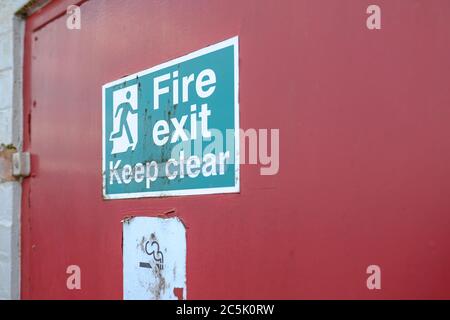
[123,217,186,300]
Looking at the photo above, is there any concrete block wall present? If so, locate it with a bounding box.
[0,0,29,300]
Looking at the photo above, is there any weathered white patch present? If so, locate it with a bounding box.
[123,217,186,300]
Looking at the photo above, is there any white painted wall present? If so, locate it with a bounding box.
[0,0,29,300]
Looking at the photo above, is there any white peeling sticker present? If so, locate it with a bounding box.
[123,217,186,300]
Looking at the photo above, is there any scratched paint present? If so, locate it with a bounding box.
[123,217,186,300]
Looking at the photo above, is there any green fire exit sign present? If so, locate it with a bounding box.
[102,37,239,199]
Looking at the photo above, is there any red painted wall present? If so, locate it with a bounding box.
[22,0,450,299]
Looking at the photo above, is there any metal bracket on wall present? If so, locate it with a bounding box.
[12,152,31,177]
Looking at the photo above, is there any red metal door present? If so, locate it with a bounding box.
[22,0,450,299]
